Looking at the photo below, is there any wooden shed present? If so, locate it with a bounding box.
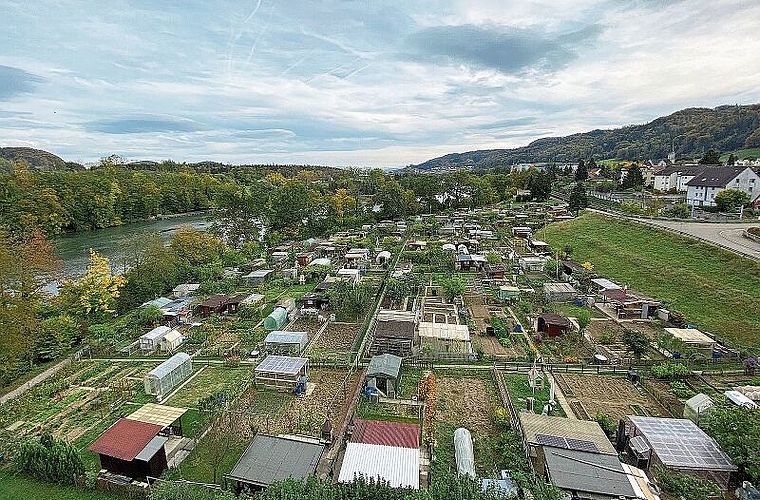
[537,313,571,338]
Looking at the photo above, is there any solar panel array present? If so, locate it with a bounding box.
[629,417,735,471]
[536,433,599,453]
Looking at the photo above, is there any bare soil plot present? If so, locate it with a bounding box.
[286,317,321,337]
[311,322,359,352]
[436,376,498,435]
[554,374,669,422]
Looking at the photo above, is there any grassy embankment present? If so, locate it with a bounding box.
[543,212,760,349]
[0,473,122,500]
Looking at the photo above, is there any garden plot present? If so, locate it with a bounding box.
[554,374,669,422]
[285,317,322,337]
[310,322,359,352]
[164,365,251,408]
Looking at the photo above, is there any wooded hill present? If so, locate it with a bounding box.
[0,147,73,171]
[414,104,760,170]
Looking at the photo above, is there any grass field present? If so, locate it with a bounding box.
[543,212,760,348]
[0,473,123,500]
[720,148,760,161]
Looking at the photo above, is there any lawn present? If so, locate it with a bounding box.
[0,473,123,500]
[164,366,251,407]
[543,212,760,349]
[503,373,566,417]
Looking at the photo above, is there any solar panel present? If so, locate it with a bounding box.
[535,434,599,453]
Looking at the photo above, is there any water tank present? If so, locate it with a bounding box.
[453,428,476,478]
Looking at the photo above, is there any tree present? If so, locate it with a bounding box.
[211,181,262,248]
[574,159,588,181]
[15,433,85,485]
[58,249,126,323]
[568,182,588,213]
[621,164,644,189]
[701,404,760,482]
[726,153,737,166]
[440,276,465,302]
[622,330,650,359]
[527,171,552,201]
[714,188,750,212]
[699,149,721,165]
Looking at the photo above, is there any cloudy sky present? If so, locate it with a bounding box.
[2,1,760,167]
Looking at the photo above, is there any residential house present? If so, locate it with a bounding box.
[685,166,760,207]
[652,165,704,192]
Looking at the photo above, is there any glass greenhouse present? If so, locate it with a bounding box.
[143,352,193,398]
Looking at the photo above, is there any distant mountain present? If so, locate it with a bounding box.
[0,147,75,171]
[414,104,760,171]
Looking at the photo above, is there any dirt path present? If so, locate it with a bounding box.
[0,357,72,406]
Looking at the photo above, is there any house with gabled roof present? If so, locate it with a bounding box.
[685,166,760,207]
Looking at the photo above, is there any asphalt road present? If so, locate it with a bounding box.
[637,219,760,259]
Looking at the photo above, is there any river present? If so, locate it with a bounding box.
[53,213,212,283]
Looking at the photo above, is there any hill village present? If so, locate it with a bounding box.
[2,184,759,500]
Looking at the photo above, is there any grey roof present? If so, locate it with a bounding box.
[629,416,736,471]
[655,164,704,177]
[135,435,168,462]
[685,166,745,187]
[544,446,637,498]
[227,434,324,487]
[519,413,617,454]
[366,354,402,379]
[255,355,309,375]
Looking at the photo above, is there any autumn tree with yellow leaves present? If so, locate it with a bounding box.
[59,249,126,323]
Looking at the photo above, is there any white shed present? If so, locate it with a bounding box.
[140,326,172,353]
[683,393,714,423]
[160,330,184,353]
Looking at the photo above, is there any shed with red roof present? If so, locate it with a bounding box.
[89,418,168,479]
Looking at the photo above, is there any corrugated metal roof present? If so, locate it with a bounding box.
[665,328,715,345]
[366,354,402,379]
[351,419,420,449]
[338,443,419,489]
[134,435,168,462]
[227,434,324,487]
[89,418,163,461]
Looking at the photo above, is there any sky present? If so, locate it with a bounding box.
[2,1,760,168]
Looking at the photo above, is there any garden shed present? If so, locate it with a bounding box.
[143,352,193,399]
[366,354,402,397]
[370,309,416,357]
[537,313,571,338]
[200,294,228,317]
[254,355,309,391]
[227,434,324,493]
[339,443,419,489]
[140,326,172,354]
[159,329,183,353]
[244,269,274,284]
[664,328,717,355]
[89,418,167,479]
[264,331,309,355]
[543,282,578,303]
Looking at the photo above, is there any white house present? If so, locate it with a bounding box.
[685,166,760,207]
[652,165,704,192]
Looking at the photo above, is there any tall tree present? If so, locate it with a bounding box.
[699,149,721,165]
[714,188,750,212]
[574,159,588,181]
[568,182,588,213]
[622,164,645,189]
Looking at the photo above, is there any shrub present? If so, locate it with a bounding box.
[651,362,690,379]
[594,412,617,437]
[652,465,720,500]
[14,433,85,485]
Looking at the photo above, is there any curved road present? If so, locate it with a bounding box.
[635,219,760,259]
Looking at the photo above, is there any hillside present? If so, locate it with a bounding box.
[0,147,71,171]
[542,212,760,349]
[415,104,760,170]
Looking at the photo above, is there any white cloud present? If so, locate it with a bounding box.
[1,0,759,167]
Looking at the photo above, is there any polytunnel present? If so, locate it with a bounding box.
[453,427,475,478]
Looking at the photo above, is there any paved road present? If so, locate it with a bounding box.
[636,219,760,259]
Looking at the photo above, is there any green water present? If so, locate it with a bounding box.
[53,213,211,279]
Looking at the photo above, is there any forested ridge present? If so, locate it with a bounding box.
[415,104,760,170]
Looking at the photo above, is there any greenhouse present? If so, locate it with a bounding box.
[254,355,309,391]
[140,325,172,353]
[264,307,288,330]
[264,331,309,355]
[143,352,193,399]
